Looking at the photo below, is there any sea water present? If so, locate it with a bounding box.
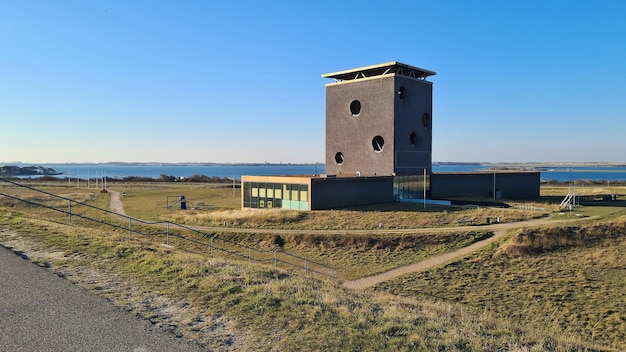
[12,163,626,182]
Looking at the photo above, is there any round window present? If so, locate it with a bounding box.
[372,136,384,153]
[349,100,361,116]
[410,132,417,146]
[397,86,406,100]
[335,152,344,165]
[422,113,431,128]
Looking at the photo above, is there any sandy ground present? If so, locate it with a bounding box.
[108,190,126,215]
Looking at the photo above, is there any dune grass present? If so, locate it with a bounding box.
[164,205,542,230]
[1,181,624,350]
[377,217,626,350]
[0,211,601,351]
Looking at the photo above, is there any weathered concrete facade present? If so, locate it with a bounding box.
[324,62,434,176]
[431,172,540,200]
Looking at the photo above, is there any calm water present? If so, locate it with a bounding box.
[12,163,626,182]
[434,164,626,182]
[40,164,325,180]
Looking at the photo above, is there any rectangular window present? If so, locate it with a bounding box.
[252,187,258,197]
[267,188,274,198]
[300,190,308,202]
[291,190,299,201]
[283,184,290,200]
[259,188,266,198]
[275,189,282,199]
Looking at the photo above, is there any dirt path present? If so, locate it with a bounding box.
[108,193,595,289]
[342,216,585,289]
[108,190,126,215]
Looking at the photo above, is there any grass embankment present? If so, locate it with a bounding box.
[1,183,500,280]
[0,211,599,351]
[377,217,626,350]
[2,182,624,350]
[222,230,494,281]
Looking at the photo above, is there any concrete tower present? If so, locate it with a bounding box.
[322,62,436,176]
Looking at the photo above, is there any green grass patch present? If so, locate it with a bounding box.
[110,183,240,220]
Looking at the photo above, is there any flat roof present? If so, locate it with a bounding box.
[322,61,436,81]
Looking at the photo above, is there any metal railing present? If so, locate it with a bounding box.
[0,179,337,280]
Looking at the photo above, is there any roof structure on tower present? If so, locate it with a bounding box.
[322,61,436,82]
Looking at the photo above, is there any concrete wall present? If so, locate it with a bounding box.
[310,176,393,209]
[325,76,395,176]
[393,76,433,174]
[431,172,540,200]
[325,74,433,176]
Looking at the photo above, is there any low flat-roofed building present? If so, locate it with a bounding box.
[242,174,393,210]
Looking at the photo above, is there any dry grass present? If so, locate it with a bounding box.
[378,217,626,350]
[2,181,624,350]
[0,211,601,351]
[165,205,542,230]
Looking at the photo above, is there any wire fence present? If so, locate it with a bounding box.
[0,178,337,280]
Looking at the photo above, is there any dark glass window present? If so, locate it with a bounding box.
[350,100,361,116]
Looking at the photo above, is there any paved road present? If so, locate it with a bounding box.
[0,246,206,352]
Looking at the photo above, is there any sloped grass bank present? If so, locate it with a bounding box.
[0,211,598,351]
[378,218,626,350]
[164,206,540,230]
[283,231,493,281]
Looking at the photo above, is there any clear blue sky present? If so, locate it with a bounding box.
[2,1,625,163]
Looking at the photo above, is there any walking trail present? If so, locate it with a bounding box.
[108,190,126,215]
[342,216,594,289]
[108,191,591,290]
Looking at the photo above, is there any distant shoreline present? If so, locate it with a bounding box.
[4,161,626,167]
[436,162,626,168]
[3,162,324,167]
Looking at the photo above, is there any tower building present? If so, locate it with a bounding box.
[323,62,435,176]
[240,62,539,211]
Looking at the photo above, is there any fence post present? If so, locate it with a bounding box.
[166,222,169,246]
[128,218,132,239]
[68,200,72,225]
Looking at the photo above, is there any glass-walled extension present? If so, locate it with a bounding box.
[393,174,430,201]
[243,180,309,210]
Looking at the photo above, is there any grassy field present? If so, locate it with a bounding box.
[0,212,603,351]
[377,218,626,350]
[1,180,625,350]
